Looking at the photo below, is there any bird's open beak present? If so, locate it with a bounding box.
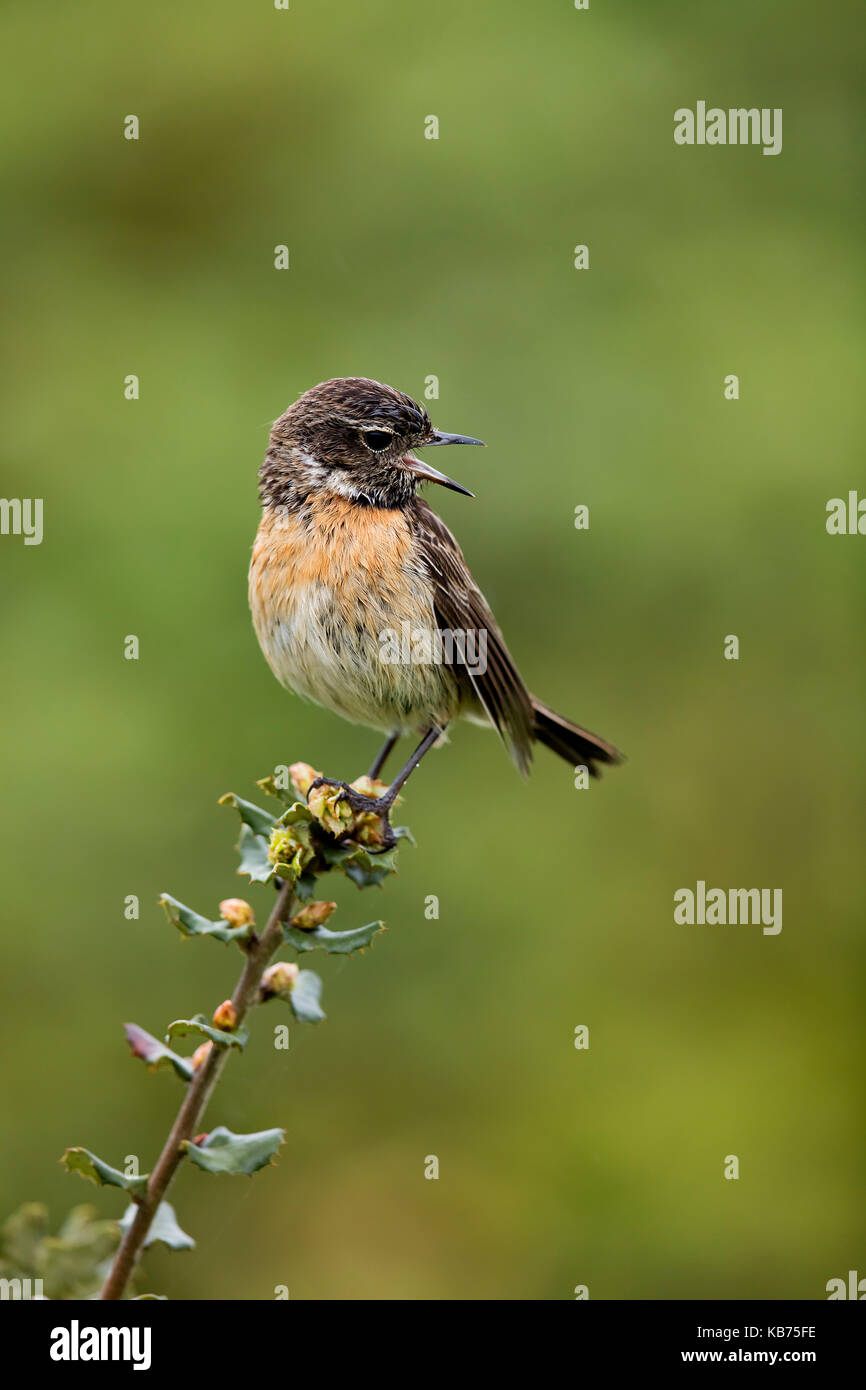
[401,429,485,497]
[423,430,486,449]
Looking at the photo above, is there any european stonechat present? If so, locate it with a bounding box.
[249,377,621,845]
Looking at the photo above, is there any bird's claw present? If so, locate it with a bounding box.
[307,777,396,852]
[307,777,379,813]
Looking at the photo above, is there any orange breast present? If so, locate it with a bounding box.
[249,494,417,628]
[248,494,459,732]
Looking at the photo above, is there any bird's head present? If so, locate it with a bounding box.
[259,377,485,509]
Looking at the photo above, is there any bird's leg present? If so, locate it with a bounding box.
[308,726,444,850]
[367,732,399,780]
[374,726,443,809]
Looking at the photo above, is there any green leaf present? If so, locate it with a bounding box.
[283,919,385,956]
[218,792,276,838]
[317,841,352,867]
[165,1015,247,1049]
[120,1201,194,1251]
[318,839,400,888]
[294,871,317,901]
[277,802,315,826]
[236,824,274,883]
[256,773,295,805]
[160,893,253,946]
[124,1023,194,1081]
[61,1149,149,1201]
[183,1126,285,1176]
[346,854,398,888]
[289,970,326,1022]
[348,839,400,884]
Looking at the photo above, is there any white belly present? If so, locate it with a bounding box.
[255,578,461,735]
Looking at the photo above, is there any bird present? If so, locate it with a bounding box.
[249,377,621,846]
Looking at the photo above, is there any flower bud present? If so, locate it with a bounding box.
[260,961,300,999]
[191,1042,212,1071]
[354,813,390,849]
[289,762,322,798]
[267,823,315,876]
[219,898,254,928]
[348,775,389,800]
[291,900,337,932]
[212,999,238,1031]
[307,783,354,836]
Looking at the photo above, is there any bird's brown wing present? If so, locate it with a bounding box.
[409,497,534,774]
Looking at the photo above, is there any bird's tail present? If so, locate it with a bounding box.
[531,698,623,779]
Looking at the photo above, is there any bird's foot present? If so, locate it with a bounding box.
[307,777,397,852]
[308,776,392,816]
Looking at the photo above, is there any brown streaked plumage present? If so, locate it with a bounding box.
[249,377,621,844]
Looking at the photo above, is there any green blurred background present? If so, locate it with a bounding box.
[1,0,863,1300]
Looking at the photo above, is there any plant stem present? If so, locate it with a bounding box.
[99,877,296,1301]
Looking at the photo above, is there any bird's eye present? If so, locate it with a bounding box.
[361,429,394,452]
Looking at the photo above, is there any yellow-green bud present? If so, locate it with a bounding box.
[267,824,315,874]
[212,999,238,1031]
[290,762,322,798]
[291,901,337,931]
[219,898,254,928]
[306,784,354,836]
[260,961,300,999]
[348,775,389,800]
